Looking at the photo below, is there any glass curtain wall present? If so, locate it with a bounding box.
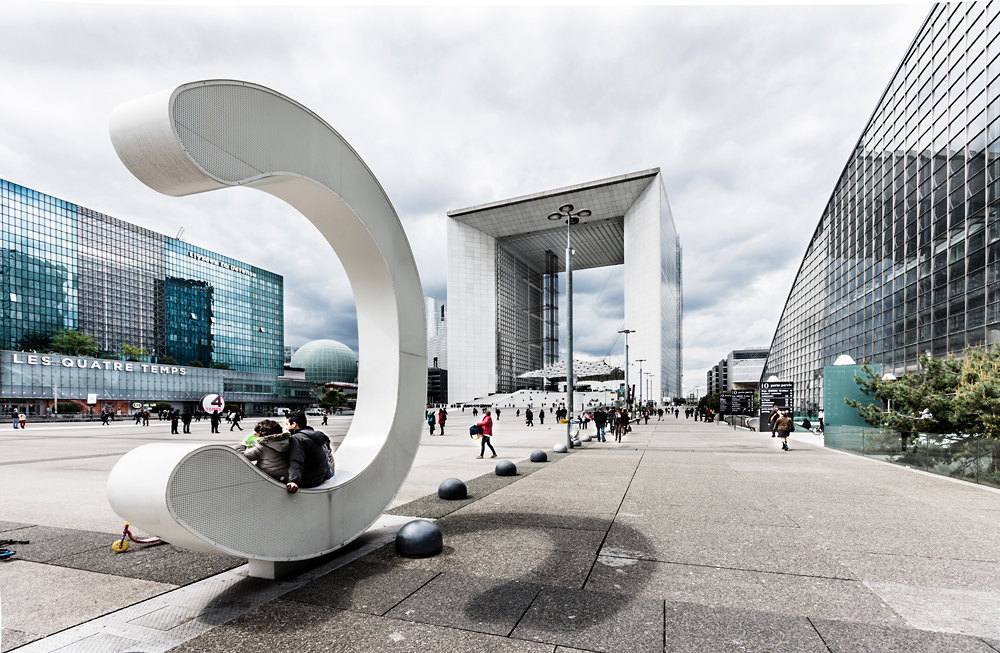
[764,2,1000,414]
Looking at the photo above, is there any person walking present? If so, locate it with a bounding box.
[181,410,193,434]
[18,412,26,429]
[230,409,243,431]
[594,408,607,441]
[134,411,142,425]
[472,407,478,418]
[142,409,149,426]
[495,408,500,420]
[426,410,436,435]
[475,409,496,459]
[210,411,221,434]
[101,409,111,426]
[438,408,447,435]
[525,408,534,427]
[768,405,780,438]
[775,410,792,451]
[170,409,180,434]
[10,407,19,429]
[539,409,545,425]
[322,410,329,426]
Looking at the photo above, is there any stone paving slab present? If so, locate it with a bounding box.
[811,618,1000,652]
[0,559,174,639]
[510,586,663,653]
[170,599,556,653]
[0,525,111,563]
[601,515,852,579]
[386,572,541,636]
[282,560,438,615]
[663,601,828,652]
[46,542,243,586]
[585,556,905,625]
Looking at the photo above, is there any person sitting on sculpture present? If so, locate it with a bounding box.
[236,419,291,482]
[284,411,333,493]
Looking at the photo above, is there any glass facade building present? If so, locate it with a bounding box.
[1,178,283,373]
[0,178,307,415]
[763,2,1000,415]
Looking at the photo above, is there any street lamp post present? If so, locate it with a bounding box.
[635,359,646,407]
[618,329,636,412]
[548,203,591,450]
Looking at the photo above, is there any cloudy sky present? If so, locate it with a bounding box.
[1,2,930,395]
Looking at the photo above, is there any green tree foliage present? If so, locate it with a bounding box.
[848,352,982,435]
[211,362,230,369]
[55,401,81,413]
[186,359,205,367]
[319,388,347,409]
[697,393,720,411]
[18,331,52,352]
[49,330,99,357]
[119,343,150,361]
[150,401,172,413]
[158,356,178,365]
[954,346,1000,438]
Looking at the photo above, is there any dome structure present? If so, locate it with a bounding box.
[290,339,358,384]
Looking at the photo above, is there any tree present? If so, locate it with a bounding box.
[151,401,172,413]
[847,352,972,435]
[319,388,347,410]
[119,343,150,361]
[49,330,99,357]
[211,362,230,369]
[18,331,52,352]
[186,359,205,367]
[55,401,81,414]
[954,346,1000,438]
[158,355,178,365]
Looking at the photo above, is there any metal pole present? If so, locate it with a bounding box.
[635,359,646,409]
[566,215,574,451]
[619,329,635,413]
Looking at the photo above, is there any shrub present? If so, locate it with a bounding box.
[56,401,81,414]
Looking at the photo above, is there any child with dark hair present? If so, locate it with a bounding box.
[237,419,291,481]
[284,412,333,492]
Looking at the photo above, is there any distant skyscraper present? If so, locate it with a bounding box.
[284,345,299,365]
[424,297,447,369]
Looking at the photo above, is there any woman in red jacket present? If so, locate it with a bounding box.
[476,409,496,459]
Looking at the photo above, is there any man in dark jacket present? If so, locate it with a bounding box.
[594,408,608,442]
[285,412,332,492]
[210,411,221,433]
[181,410,193,434]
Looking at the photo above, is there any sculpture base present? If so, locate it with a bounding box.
[248,557,321,580]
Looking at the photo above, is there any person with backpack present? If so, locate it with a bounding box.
[437,408,447,435]
[284,412,333,492]
[426,410,436,435]
[774,410,793,451]
[768,405,780,438]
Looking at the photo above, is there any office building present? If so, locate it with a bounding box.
[424,297,447,370]
[447,169,682,404]
[0,178,312,415]
[762,2,1000,415]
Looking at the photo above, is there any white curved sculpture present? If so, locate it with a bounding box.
[106,80,426,578]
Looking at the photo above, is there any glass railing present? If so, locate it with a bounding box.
[825,425,1000,489]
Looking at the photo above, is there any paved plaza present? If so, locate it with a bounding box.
[2,413,1000,652]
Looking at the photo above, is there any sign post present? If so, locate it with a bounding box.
[759,382,794,432]
[201,394,225,414]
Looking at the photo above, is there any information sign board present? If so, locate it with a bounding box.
[759,381,794,427]
[731,390,755,413]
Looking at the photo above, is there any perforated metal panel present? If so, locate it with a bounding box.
[168,447,335,559]
[173,83,344,191]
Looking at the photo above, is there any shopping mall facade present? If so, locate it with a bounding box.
[763,2,1000,415]
[0,178,314,416]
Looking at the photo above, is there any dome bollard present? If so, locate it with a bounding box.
[529,450,547,462]
[395,519,442,558]
[495,460,517,476]
[437,478,467,500]
[553,443,568,453]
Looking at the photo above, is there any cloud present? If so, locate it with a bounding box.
[0,3,930,386]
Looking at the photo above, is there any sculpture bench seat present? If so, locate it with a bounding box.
[105,79,425,578]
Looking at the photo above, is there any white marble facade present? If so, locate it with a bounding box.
[447,170,682,404]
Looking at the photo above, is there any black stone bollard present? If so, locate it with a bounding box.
[437,478,468,500]
[495,460,517,476]
[395,519,442,558]
[529,450,547,462]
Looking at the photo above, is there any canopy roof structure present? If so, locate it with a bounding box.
[518,359,624,382]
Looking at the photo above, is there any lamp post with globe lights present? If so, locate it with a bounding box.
[547,203,591,449]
